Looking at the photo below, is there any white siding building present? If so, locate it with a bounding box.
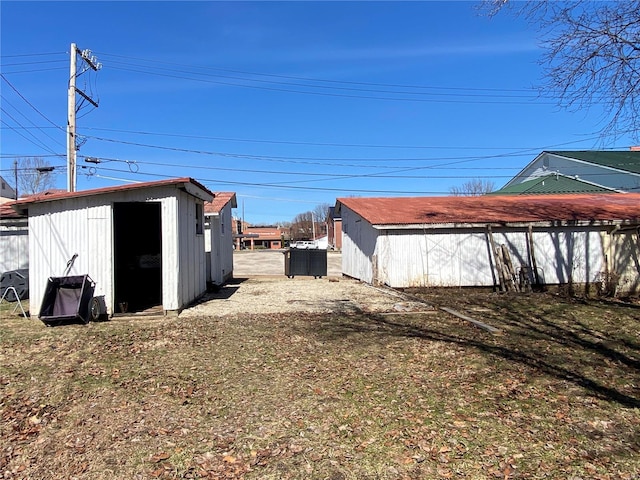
[12,178,214,317]
[0,176,17,203]
[336,194,640,295]
[204,192,237,286]
[0,202,28,273]
[503,151,640,193]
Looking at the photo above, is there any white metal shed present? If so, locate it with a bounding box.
[12,177,214,317]
[336,194,640,295]
[204,192,237,286]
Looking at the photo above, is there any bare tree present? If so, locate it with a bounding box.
[450,179,495,196]
[313,203,332,224]
[14,157,56,197]
[484,0,640,140]
[290,211,313,241]
[289,204,332,240]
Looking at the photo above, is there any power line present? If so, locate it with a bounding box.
[76,154,521,179]
[1,67,68,75]
[97,52,540,94]
[1,59,67,67]
[1,74,64,130]
[1,52,66,58]
[80,165,463,195]
[77,126,547,150]
[96,51,611,105]
[104,58,542,100]
[78,132,613,170]
[0,115,58,155]
[107,64,553,105]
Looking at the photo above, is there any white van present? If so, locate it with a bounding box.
[291,241,317,249]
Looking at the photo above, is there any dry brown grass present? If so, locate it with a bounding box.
[1,290,639,479]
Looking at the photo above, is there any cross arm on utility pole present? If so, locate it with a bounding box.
[75,87,99,108]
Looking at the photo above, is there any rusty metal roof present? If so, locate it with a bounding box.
[0,201,22,219]
[336,193,640,226]
[204,192,237,214]
[12,177,213,210]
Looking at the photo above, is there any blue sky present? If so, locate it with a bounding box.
[1,1,635,225]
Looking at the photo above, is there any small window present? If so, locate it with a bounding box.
[196,203,204,235]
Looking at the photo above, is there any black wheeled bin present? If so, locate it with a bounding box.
[284,248,327,278]
[39,275,95,326]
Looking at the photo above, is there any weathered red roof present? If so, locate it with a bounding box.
[0,201,22,219]
[1,190,68,218]
[12,177,213,209]
[336,193,640,226]
[204,192,237,214]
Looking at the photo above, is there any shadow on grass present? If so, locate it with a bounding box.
[303,298,640,408]
[193,278,249,304]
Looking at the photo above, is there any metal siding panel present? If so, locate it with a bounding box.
[341,208,376,283]
[87,204,113,314]
[175,191,206,310]
[379,231,494,288]
[206,205,235,284]
[611,230,640,294]
[221,205,234,280]
[27,199,93,315]
[492,227,604,286]
[210,215,222,284]
[0,220,28,271]
[163,196,179,311]
[25,185,201,315]
[371,226,608,289]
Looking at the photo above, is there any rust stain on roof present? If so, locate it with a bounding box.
[336,193,640,226]
[205,192,237,214]
[0,202,22,219]
[12,177,213,207]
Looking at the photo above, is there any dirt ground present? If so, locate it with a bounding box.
[181,250,430,318]
[2,251,639,480]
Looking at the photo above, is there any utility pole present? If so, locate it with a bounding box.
[14,158,18,200]
[67,43,101,192]
[67,44,77,192]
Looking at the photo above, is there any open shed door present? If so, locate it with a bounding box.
[113,202,162,313]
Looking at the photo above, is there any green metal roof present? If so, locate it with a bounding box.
[490,174,615,195]
[547,151,640,174]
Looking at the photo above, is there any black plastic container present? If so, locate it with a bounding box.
[284,248,327,278]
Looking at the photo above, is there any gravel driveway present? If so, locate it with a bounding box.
[232,249,343,277]
[181,250,428,317]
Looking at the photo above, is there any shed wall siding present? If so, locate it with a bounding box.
[206,204,234,285]
[341,208,377,283]
[162,195,180,310]
[0,220,28,272]
[376,230,495,287]
[28,200,113,316]
[610,229,640,295]
[373,227,606,288]
[176,191,206,309]
[219,204,234,282]
[340,206,626,289]
[26,184,207,316]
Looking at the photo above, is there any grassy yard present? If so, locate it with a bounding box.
[1,291,639,479]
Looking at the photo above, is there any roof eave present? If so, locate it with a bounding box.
[372,219,638,230]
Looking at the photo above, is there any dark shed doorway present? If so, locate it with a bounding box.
[113,202,162,313]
